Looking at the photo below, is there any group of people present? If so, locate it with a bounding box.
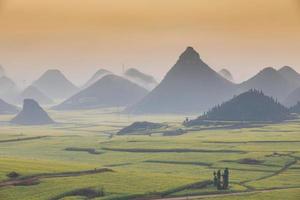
[213,168,229,190]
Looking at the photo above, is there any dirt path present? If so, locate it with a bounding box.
[152,154,299,200]
[241,155,297,187]
[0,168,113,188]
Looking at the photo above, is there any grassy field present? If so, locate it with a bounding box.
[0,109,299,200]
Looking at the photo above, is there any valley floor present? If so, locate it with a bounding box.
[0,108,299,200]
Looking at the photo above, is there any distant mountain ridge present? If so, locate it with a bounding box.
[18,86,53,105]
[53,74,148,110]
[124,68,158,90]
[33,69,78,100]
[238,67,296,102]
[83,69,112,88]
[126,47,236,114]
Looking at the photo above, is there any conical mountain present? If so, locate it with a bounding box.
[126,47,236,114]
[18,85,54,105]
[11,99,54,125]
[278,66,300,86]
[187,90,290,124]
[0,99,19,114]
[83,69,112,88]
[33,69,78,100]
[123,68,158,90]
[238,67,294,102]
[219,68,234,82]
[53,74,148,110]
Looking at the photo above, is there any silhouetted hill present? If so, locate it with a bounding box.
[83,69,112,88]
[0,76,19,103]
[219,69,233,82]
[33,69,78,100]
[239,67,294,101]
[187,90,290,124]
[53,74,148,110]
[117,121,164,135]
[278,66,300,86]
[0,99,19,114]
[124,68,158,90]
[18,86,54,105]
[126,47,236,114]
[11,99,54,125]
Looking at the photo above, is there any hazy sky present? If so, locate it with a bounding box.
[0,0,299,86]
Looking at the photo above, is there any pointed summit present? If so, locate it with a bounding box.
[126,47,236,114]
[33,69,78,100]
[11,99,54,125]
[178,46,201,64]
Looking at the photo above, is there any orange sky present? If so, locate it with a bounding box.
[0,0,299,86]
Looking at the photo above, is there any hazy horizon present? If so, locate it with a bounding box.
[0,0,299,86]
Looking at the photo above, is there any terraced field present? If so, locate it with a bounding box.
[0,109,299,199]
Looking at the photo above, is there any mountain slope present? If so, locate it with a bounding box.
[11,99,54,125]
[0,99,19,114]
[238,67,294,101]
[33,69,78,100]
[53,74,148,110]
[278,66,300,86]
[18,86,54,105]
[126,47,236,114]
[124,68,158,90]
[283,87,300,107]
[188,90,290,123]
[83,69,112,88]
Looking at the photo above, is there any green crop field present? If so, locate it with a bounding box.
[0,109,299,200]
